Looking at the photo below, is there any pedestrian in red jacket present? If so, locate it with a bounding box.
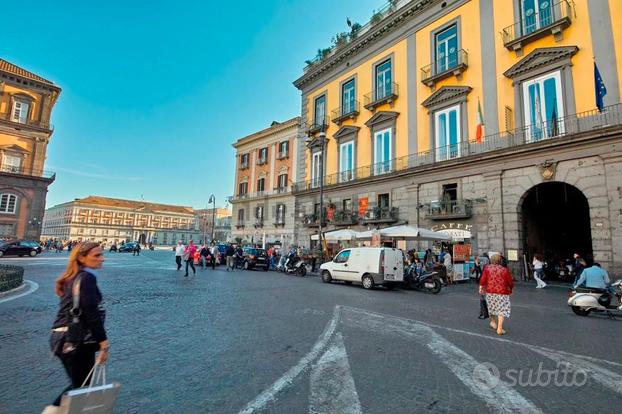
[479,254,514,335]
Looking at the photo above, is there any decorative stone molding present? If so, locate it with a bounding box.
[421,86,472,110]
[539,159,558,181]
[333,125,360,142]
[503,46,578,79]
[364,111,399,128]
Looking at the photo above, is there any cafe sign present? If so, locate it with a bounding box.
[431,222,473,241]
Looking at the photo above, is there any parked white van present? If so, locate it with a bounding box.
[320,247,404,289]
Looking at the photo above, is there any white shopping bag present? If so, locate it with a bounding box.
[59,364,121,414]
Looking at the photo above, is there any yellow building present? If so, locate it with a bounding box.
[0,58,61,239]
[293,0,622,277]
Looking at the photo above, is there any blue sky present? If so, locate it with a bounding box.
[3,0,380,210]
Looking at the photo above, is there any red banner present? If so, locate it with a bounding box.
[453,244,471,262]
[358,197,368,217]
[327,207,335,221]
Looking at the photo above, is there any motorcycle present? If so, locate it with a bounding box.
[284,256,307,277]
[568,280,622,318]
[403,264,442,294]
[275,255,287,273]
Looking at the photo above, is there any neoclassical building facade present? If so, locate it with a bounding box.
[0,58,61,239]
[42,196,202,245]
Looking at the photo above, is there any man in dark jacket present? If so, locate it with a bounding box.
[225,244,235,271]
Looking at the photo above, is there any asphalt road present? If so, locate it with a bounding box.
[0,250,621,414]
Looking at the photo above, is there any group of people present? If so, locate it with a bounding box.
[174,240,219,276]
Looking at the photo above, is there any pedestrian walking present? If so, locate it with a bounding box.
[184,240,197,277]
[133,242,141,256]
[43,242,109,414]
[225,244,235,271]
[210,243,219,270]
[200,244,210,269]
[473,255,482,281]
[479,254,514,335]
[532,253,547,288]
[573,253,586,284]
[175,240,185,270]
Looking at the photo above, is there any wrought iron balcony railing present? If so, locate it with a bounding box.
[240,161,249,170]
[364,82,399,111]
[308,115,330,134]
[501,0,574,50]
[277,151,289,160]
[256,157,268,166]
[293,103,622,193]
[331,101,361,124]
[426,200,473,220]
[361,207,399,224]
[0,166,56,180]
[331,210,358,226]
[420,49,468,87]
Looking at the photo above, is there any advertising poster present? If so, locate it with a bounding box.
[453,244,471,262]
[358,197,369,217]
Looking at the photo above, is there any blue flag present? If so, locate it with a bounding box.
[594,62,607,112]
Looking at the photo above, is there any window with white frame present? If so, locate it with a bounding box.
[373,128,392,175]
[435,24,458,74]
[339,141,354,182]
[311,151,322,188]
[0,193,18,214]
[11,99,29,124]
[238,182,248,196]
[520,0,553,36]
[276,204,286,223]
[278,173,288,190]
[1,154,22,173]
[255,206,264,221]
[522,70,564,142]
[434,105,461,161]
[279,141,289,157]
[342,79,356,115]
[314,95,326,126]
[375,59,392,100]
[258,147,268,163]
[257,177,266,193]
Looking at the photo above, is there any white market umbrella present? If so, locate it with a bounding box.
[355,225,451,241]
[311,229,361,241]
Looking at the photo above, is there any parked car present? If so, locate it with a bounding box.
[320,247,404,289]
[118,242,138,253]
[243,247,269,271]
[0,240,42,257]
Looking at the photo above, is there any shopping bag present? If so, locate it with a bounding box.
[59,364,120,414]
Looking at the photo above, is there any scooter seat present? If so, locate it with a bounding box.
[575,286,608,294]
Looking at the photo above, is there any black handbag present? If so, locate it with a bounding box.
[479,296,489,319]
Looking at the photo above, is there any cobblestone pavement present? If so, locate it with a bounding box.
[1,250,621,413]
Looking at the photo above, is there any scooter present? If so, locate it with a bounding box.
[568,280,622,318]
[403,264,442,294]
[275,255,287,273]
[284,256,307,277]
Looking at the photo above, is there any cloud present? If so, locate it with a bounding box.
[47,165,145,181]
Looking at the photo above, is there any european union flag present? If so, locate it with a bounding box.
[594,62,607,112]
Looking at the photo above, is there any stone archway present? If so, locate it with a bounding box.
[518,182,592,263]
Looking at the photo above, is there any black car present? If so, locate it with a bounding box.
[0,240,42,257]
[243,247,269,271]
[118,242,138,253]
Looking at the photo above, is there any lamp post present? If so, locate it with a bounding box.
[208,194,216,243]
[317,129,326,254]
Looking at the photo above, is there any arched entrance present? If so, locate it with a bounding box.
[520,182,592,262]
[138,233,147,245]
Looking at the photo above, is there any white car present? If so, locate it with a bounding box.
[320,247,404,289]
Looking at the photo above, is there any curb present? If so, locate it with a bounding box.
[0,282,28,298]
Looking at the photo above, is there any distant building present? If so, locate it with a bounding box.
[42,196,201,245]
[230,117,301,247]
[194,207,232,243]
[0,58,61,240]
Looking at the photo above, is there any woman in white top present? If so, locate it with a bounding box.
[532,254,547,288]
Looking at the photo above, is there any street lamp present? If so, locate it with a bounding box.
[208,194,216,243]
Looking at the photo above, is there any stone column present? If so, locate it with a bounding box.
[601,152,622,277]
[483,171,504,255]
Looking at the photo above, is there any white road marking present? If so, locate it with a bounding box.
[341,307,541,414]
[238,306,341,414]
[309,332,362,414]
[529,347,622,395]
[0,280,39,304]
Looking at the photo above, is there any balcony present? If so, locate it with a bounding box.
[331,101,361,125]
[274,187,289,194]
[361,207,399,224]
[274,218,286,228]
[502,0,573,52]
[256,157,268,166]
[420,50,468,87]
[426,200,473,220]
[0,166,56,181]
[235,221,245,229]
[303,213,326,228]
[0,115,53,133]
[331,210,358,226]
[253,219,264,229]
[364,82,398,111]
[293,103,622,194]
[308,116,330,135]
[240,161,249,170]
[276,151,289,160]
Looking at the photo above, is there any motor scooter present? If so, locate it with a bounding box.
[284,256,307,277]
[403,264,442,294]
[568,280,622,318]
[275,255,287,272]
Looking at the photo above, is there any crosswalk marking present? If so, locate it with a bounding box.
[309,332,362,414]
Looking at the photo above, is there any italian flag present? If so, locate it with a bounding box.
[475,99,484,143]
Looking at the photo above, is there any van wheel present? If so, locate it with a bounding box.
[571,306,591,316]
[362,274,374,290]
[322,271,332,283]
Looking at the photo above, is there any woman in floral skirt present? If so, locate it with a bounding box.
[479,254,514,335]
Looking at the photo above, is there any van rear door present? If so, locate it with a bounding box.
[382,249,404,282]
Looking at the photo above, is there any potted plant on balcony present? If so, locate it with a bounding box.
[370,10,383,26]
[389,0,400,11]
[332,32,348,49]
[349,22,362,41]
